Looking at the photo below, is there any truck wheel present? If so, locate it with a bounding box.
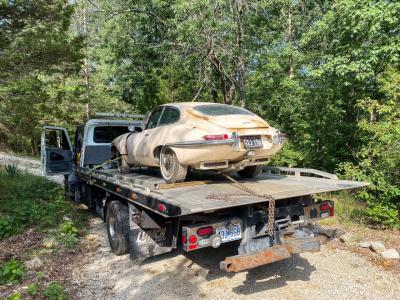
[237,165,263,178]
[106,201,130,255]
[117,153,130,174]
[160,147,187,183]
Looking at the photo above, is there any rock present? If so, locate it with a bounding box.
[358,241,372,248]
[42,238,56,249]
[85,234,97,241]
[381,249,399,259]
[370,241,386,253]
[25,257,43,270]
[339,233,354,244]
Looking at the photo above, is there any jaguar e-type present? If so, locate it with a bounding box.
[112,102,284,183]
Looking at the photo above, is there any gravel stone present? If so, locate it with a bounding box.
[358,241,372,248]
[381,249,399,259]
[25,257,43,270]
[370,241,386,253]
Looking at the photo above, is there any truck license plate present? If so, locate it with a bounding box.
[242,136,263,149]
[216,224,241,242]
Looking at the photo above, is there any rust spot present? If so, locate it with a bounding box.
[220,245,291,272]
[187,108,210,121]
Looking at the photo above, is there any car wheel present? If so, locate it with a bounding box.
[106,201,130,255]
[160,147,188,183]
[237,165,263,178]
[117,152,130,174]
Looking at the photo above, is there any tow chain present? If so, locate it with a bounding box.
[223,174,276,237]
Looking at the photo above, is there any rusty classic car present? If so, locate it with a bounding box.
[112,102,284,183]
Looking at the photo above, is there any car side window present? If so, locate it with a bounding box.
[145,108,163,129]
[158,107,180,126]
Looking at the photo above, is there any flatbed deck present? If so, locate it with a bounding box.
[76,167,368,217]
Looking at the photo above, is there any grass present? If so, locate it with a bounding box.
[0,166,88,299]
[0,166,85,240]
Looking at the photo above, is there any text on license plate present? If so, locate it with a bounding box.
[243,136,263,149]
[216,224,241,242]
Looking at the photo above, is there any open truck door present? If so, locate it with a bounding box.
[41,126,73,175]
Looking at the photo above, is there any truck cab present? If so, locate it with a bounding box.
[41,114,144,199]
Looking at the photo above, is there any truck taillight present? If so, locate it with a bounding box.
[320,202,334,217]
[197,226,213,236]
[182,234,187,244]
[189,235,197,244]
[202,134,229,140]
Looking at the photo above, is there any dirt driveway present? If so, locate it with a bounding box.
[2,152,400,300]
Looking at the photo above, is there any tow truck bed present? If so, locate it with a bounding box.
[76,167,367,217]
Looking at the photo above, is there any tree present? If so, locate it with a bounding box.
[0,0,84,154]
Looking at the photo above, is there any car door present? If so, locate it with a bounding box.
[41,126,73,175]
[134,107,164,164]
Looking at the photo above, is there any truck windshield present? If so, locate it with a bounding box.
[193,104,253,116]
[93,126,131,143]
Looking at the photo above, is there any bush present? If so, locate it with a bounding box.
[43,282,67,300]
[0,259,26,285]
[56,219,78,248]
[27,282,39,296]
[4,164,20,177]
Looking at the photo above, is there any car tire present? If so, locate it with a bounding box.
[159,147,188,183]
[117,153,130,174]
[106,201,130,255]
[237,165,263,178]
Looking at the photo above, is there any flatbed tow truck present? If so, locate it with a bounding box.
[41,114,368,272]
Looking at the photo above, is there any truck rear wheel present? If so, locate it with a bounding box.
[160,147,187,183]
[106,201,130,255]
[237,165,263,178]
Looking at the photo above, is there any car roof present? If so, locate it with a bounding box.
[160,102,236,109]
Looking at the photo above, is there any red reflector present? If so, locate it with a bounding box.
[320,203,330,211]
[189,244,198,250]
[197,226,213,236]
[189,235,197,244]
[329,207,334,217]
[158,203,167,212]
[182,235,187,244]
[202,134,229,140]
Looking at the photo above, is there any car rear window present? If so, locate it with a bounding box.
[193,104,253,116]
[93,126,130,143]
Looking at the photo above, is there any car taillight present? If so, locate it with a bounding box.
[329,206,334,217]
[197,226,213,236]
[202,134,229,140]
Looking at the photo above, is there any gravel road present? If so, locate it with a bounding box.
[2,153,400,300]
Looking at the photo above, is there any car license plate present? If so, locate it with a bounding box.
[216,224,241,242]
[242,136,263,149]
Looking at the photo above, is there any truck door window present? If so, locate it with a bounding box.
[45,129,70,150]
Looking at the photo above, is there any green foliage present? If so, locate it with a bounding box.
[4,164,20,177]
[0,168,84,240]
[57,219,79,248]
[27,282,39,296]
[338,69,400,227]
[6,293,21,300]
[0,259,26,285]
[43,282,68,300]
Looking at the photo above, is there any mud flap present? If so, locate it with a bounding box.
[128,204,172,262]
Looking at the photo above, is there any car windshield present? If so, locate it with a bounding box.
[193,104,253,116]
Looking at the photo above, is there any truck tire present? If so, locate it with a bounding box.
[117,153,130,174]
[106,201,130,255]
[237,165,263,178]
[160,147,188,183]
